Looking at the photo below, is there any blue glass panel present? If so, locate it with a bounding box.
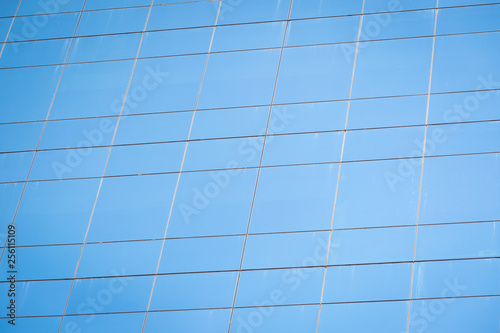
[0,66,62,123]
[439,0,498,5]
[61,313,145,333]
[68,33,142,62]
[77,240,162,277]
[242,231,330,269]
[40,117,118,149]
[419,154,500,224]
[87,174,178,242]
[286,16,359,46]
[77,7,149,36]
[149,271,238,310]
[0,122,43,152]
[323,263,412,302]
[262,131,344,166]
[147,1,217,30]
[329,227,415,265]
[8,12,79,41]
[144,309,231,333]
[275,44,354,104]
[0,1,20,17]
[0,39,71,68]
[198,49,281,109]
[17,0,85,15]
[139,27,213,57]
[250,164,338,233]
[416,222,500,261]
[0,183,23,232]
[437,4,500,34]
[0,17,11,41]
[66,276,153,314]
[212,21,286,52]
[290,0,363,19]
[218,0,291,24]
[14,179,100,246]
[85,0,151,10]
[235,268,324,306]
[49,60,135,119]
[352,37,433,98]
[0,317,61,333]
[0,151,34,182]
[364,0,436,13]
[159,235,244,273]
[167,168,258,237]
[334,159,421,228]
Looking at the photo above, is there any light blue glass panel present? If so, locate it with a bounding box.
[419,154,500,224]
[329,227,415,265]
[85,0,151,10]
[212,21,286,52]
[17,0,85,15]
[364,0,436,13]
[230,305,319,333]
[348,95,427,129]
[76,7,149,36]
[439,0,498,5]
[0,122,43,152]
[183,137,263,171]
[198,49,281,109]
[270,101,348,134]
[318,301,408,333]
[14,179,100,246]
[416,222,500,261]
[144,309,231,333]
[8,12,79,42]
[0,280,72,316]
[274,44,354,104]
[343,126,425,161]
[66,276,153,314]
[412,259,500,298]
[360,9,435,41]
[437,4,500,34]
[159,235,244,273]
[0,66,62,123]
[0,1,20,17]
[250,164,338,233]
[149,271,238,310]
[114,111,192,145]
[105,142,184,176]
[0,317,61,333]
[0,183,23,234]
[334,159,421,228]
[0,39,70,68]
[286,16,359,46]
[0,151,34,182]
[428,90,500,124]
[323,263,412,302]
[425,121,500,156]
[140,27,213,57]
[352,37,433,98]
[29,146,108,180]
[61,313,145,333]
[0,244,80,280]
[39,117,118,149]
[128,55,206,113]
[262,131,343,166]
[87,174,178,242]
[68,33,142,62]
[242,231,330,269]
[432,32,500,93]
[49,60,135,119]
[168,168,258,237]
[77,240,162,278]
[235,268,324,306]
[218,0,291,24]
[0,17,11,41]
[190,107,269,140]
[147,1,217,30]
[291,0,363,19]
[409,297,500,333]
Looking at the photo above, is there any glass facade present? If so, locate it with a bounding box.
[0,0,499,332]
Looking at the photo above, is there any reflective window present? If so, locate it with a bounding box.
[0,317,61,333]
[0,151,34,182]
[85,0,150,10]
[144,309,231,333]
[286,16,359,46]
[364,0,436,13]
[140,27,213,57]
[147,1,217,30]
[61,313,145,333]
[0,39,71,68]
[8,12,79,41]
[218,0,291,24]
[17,0,85,15]
[68,34,142,63]
[291,0,363,19]
[77,7,149,36]
[212,22,286,52]
[0,183,23,232]
[437,4,500,34]
[0,122,43,152]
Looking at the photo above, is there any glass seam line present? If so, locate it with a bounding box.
[406,1,439,332]
[0,0,22,59]
[0,0,85,264]
[139,1,222,332]
[55,1,155,332]
[225,0,295,331]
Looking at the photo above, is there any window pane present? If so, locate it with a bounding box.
[68,34,142,62]
[286,16,359,46]
[0,151,34,182]
[212,22,286,52]
[0,122,43,152]
[8,12,79,41]
[77,7,149,36]
[85,0,150,10]
[437,4,500,34]
[17,0,84,15]
[61,313,145,333]
[0,39,71,68]
[364,0,435,13]
[218,0,291,24]
[291,0,363,19]
[147,1,217,30]
[139,27,213,58]
[144,309,231,333]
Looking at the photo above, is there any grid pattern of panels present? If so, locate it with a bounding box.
[0,0,499,332]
